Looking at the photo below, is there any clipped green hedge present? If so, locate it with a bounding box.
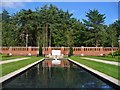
[68,47,73,57]
[39,47,42,56]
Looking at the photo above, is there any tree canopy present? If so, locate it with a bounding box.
[1,4,119,47]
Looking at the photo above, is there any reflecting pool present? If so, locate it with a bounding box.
[2,59,114,89]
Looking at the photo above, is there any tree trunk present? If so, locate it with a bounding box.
[95,32,98,47]
[49,28,51,47]
[43,25,45,47]
[45,23,48,47]
[26,33,28,47]
[96,39,99,47]
[37,35,40,47]
[111,42,114,48]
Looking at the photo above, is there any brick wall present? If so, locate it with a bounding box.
[0,47,39,56]
[1,47,119,56]
[42,47,119,56]
[73,47,119,56]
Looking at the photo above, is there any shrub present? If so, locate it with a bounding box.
[68,47,73,57]
[39,47,42,56]
[113,50,120,56]
[109,50,120,57]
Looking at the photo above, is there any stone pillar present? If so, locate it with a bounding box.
[61,47,64,56]
[100,47,103,56]
[9,47,12,56]
[81,46,84,56]
[48,47,52,57]
[28,46,32,56]
[37,47,39,56]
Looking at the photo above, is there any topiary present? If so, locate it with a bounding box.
[69,46,73,57]
[39,47,42,56]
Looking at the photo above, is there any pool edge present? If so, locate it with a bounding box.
[68,58,120,87]
[0,58,44,83]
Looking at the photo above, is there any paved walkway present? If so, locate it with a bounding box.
[81,57,120,66]
[0,57,30,64]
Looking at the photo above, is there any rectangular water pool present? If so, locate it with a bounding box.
[2,59,116,89]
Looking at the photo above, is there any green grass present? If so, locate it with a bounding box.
[1,56,43,77]
[70,56,120,80]
[85,55,120,62]
[0,54,27,61]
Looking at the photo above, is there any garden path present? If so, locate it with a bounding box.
[0,57,30,64]
[81,57,120,66]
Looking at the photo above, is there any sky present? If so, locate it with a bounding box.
[0,1,119,25]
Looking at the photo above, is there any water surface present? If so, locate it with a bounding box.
[2,59,114,89]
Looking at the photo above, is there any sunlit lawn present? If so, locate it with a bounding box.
[1,56,43,77]
[70,56,120,80]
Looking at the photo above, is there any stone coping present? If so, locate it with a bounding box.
[68,58,120,87]
[0,58,44,83]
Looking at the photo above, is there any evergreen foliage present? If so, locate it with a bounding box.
[1,5,119,47]
[69,47,73,57]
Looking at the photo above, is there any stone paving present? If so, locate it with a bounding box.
[81,57,120,66]
[0,57,30,64]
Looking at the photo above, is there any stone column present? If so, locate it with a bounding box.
[48,47,52,57]
[61,47,64,56]
[9,47,12,56]
[100,47,103,56]
[81,46,84,56]
[28,46,32,56]
[37,47,39,56]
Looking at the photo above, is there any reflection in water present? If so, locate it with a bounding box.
[43,60,70,67]
[2,59,114,89]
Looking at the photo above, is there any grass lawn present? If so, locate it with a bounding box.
[85,55,120,62]
[1,56,43,77]
[0,54,28,61]
[70,56,120,80]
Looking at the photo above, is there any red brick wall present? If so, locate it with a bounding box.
[1,47,119,56]
[42,47,119,56]
[1,47,39,56]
